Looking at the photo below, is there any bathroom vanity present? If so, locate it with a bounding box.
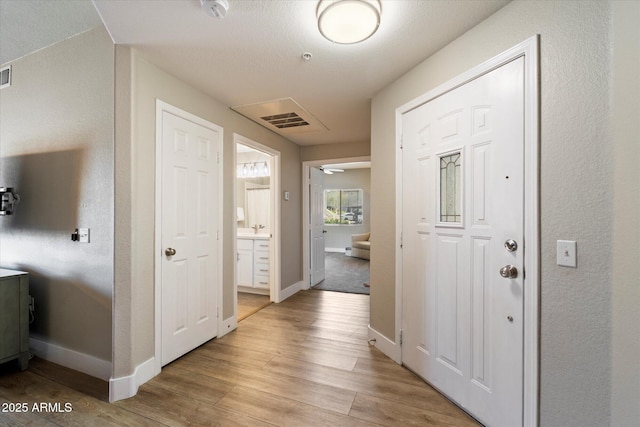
[237,234,270,295]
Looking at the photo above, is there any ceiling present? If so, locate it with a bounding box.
[2,0,510,146]
[0,0,102,64]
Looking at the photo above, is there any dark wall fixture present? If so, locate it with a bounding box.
[0,187,20,215]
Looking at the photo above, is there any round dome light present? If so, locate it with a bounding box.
[317,0,381,44]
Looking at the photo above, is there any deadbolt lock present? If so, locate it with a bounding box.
[504,239,518,252]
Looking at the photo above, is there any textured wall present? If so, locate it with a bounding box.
[300,141,370,162]
[610,1,640,425]
[370,1,636,425]
[113,50,302,377]
[0,27,114,365]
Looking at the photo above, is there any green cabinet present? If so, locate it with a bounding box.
[0,269,29,370]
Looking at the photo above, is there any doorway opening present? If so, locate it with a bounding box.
[234,134,280,322]
[302,157,371,295]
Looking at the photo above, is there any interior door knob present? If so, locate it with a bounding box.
[500,265,518,278]
[165,247,176,256]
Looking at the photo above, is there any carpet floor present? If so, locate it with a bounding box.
[313,252,370,295]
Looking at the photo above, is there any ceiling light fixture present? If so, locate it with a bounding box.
[317,0,381,44]
[201,0,229,19]
[321,167,344,175]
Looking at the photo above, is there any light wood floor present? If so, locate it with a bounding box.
[0,289,479,426]
[237,292,271,321]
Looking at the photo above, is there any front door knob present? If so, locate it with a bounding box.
[500,265,518,278]
[165,247,176,256]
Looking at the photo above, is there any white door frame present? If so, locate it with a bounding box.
[395,36,539,427]
[153,100,224,375]
[302,156,370,289]
[233,133,281,303]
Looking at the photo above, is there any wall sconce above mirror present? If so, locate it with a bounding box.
[237,161,270,178]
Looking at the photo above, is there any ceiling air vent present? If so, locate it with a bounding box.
[232,98,327,136]
[0,65,11,89]
[261,112,309,129]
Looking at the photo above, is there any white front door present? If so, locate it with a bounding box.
[310,167,325,286]
[401,57,525,426]
[161,110,220,366]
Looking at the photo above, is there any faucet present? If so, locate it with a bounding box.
[252,224,265,234]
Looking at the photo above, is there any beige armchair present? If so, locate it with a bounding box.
[351,232,370,260]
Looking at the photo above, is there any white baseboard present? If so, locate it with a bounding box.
[278,280,303,302]
[219,315,237,338]
[29,337,112,381]
[109,357,155,402]
[325,247,347,253]
[237,286,269,295]
[368,325,401,364]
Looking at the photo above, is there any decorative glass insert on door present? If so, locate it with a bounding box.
[439,151,462,223]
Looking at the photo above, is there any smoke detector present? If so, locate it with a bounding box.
[201,0,229,19]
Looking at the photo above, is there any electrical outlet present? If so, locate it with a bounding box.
[78,228,90,243]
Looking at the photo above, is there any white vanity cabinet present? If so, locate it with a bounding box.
[253,240,270,289]
[237,239,254,288]
[237,237,270,294]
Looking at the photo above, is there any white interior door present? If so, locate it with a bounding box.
[161,111,220,366]
[401,57,525,427]
[310,167,325,286]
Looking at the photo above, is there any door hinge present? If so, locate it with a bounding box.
[217,229,220,240]
[400,231,403,249]
[400,329,403,345]
[217,151,220,164]
[400,134,403,150]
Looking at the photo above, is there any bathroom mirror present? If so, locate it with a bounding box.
[237,181,271,233]
[236,143,271,234]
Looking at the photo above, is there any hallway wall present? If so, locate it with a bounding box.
[0,26,114,376]
[371,1,639,425]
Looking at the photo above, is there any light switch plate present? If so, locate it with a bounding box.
[78,228,90,243]
[557,240,576,267]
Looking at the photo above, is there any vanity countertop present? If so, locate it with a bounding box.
[237,228,270,239]
[238,233,270,239]
[0,268,28,278]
